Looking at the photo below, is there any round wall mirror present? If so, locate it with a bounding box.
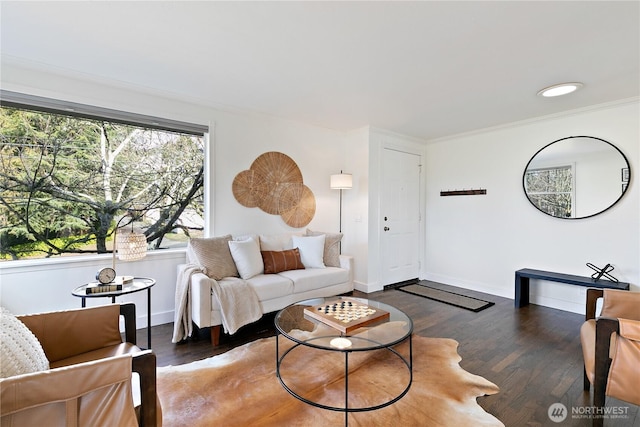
[523,136,630,219]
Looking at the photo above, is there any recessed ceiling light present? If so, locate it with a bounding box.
[537,82,583,97]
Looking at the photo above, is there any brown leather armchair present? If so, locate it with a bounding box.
[1,303,161,426]
[580,288,640,427]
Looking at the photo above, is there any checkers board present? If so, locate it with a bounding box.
[303,298,390,334]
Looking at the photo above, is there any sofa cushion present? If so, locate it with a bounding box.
[292,235,326,269]
[0,307,50,378]
[228,237,264,279]
[244,274,294,302]
[261,248,305,274]
[188,235,239,280]
[278,267,350,294]
[306,229,343,267]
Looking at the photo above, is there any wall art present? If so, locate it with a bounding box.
[232,152,316,227]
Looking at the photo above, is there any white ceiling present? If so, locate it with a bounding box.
[1,1,639,140]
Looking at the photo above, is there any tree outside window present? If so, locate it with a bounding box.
[524,166,573,218]
[0,107,205,260]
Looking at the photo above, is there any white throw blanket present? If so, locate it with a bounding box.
[172,264,203,343]
[211,277,263,335]
[172,264,263,343]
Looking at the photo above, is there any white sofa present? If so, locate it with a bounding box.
[183,231,353,345]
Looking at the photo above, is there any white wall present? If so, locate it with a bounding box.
[2,61,637,323]
[424,100,639,313]
[343,126,370,290]
[0,62,361,325]
[211,111,348,237]
[0,251,185,327]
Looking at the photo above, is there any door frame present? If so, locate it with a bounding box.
[367,128,426,292]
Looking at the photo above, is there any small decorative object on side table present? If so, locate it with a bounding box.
[72,277,155,349]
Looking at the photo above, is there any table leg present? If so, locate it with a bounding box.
[409,334,413,371]
[275,330,279,368]
[344,351,349,427]
[147,288,152,349]
[515,274,530,308]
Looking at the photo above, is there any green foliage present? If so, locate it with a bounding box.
[0,106,204,260]
[0,234,99,260]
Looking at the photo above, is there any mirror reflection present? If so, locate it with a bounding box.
[523,136,630,219]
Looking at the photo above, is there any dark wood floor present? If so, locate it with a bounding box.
[140,282,639,427]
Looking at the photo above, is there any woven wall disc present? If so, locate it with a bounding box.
[234,151,314,226]
[280,185,316,228]
[250,152,303,186]
[258,182,289,214]
[232,170,269,208]
[276,182,306,213]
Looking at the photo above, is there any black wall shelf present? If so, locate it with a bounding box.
[440,189,487,196]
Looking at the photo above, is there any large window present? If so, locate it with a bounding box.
[524,165,574,218]
[0,93,206,261]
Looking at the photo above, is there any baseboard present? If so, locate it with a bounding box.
[355,278,421,294]
[529,295,583,315]
[422,273,511,299]
[422,272,585,314]
[354,281,382,293]
[138,310,174,328]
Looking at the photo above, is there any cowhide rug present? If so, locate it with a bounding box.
[157,329,503,427]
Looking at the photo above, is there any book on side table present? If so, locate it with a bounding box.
[85,283,123,294]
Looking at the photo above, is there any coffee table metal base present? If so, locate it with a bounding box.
[275,332,413,426]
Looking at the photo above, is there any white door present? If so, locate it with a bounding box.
[381,148,421,285]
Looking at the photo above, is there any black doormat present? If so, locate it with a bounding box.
[397,283,495,312]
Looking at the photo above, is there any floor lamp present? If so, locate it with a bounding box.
[330,171,352,253]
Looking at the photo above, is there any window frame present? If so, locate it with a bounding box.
[0,90,208,136]
[524,164,576,218]
[0,90,210,262]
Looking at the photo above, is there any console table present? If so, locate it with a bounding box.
[514,269,629,308]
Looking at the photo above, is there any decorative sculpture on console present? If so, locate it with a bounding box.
[586,262,618,282]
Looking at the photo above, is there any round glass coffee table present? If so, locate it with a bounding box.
[275,296,413,426]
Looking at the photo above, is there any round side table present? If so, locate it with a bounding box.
[72,277,155,348]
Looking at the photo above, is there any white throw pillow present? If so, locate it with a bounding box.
[259,233,296,251]
[306,229,343,268]
[292,235,326,269]
[0,307,50,378]
[228,237,264,279]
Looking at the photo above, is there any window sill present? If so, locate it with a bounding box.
[0,248,187,272]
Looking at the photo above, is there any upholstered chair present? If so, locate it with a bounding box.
[580,288,640,427]
[0,303,161,426]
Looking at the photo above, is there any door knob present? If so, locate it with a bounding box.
[384,226,390,231]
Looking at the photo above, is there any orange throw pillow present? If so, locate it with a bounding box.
[261,248,305,274]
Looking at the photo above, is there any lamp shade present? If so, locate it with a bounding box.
[117,231,147,261]
[330,173,353,190]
